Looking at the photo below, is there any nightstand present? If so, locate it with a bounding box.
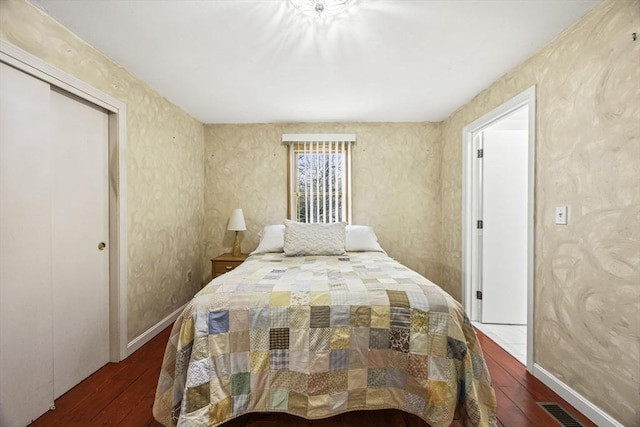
[211,253,248,279]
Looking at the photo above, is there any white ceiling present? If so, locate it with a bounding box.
[29,0,601,124]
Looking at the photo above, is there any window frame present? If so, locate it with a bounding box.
[283,134,354,224]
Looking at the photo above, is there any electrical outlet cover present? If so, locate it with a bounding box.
[554,206,568,225]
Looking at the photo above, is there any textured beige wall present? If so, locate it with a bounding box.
[440,1,640,424]
[204,122,443,285]
[3,0,637,422]
[0,0,206,341]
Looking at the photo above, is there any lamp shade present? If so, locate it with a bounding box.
[227,208,246,231]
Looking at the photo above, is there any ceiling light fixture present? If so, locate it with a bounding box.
[289,0,352,19]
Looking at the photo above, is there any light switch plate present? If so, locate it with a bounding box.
[555,206,568,225]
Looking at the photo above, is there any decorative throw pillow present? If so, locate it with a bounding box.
[250,224,285,255]
[345,225,385,252]
[283,220,346,256]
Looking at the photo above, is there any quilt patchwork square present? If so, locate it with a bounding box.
[330,327,350,349]
[390,328,410,353]
[308,372,330,395]
[269,328,290,350]
[270,349,289,370]
[249,329,269,351]
[208,311,229,334]
[329,305,350,327]
[369,328,389,349]
[310,306,330,328]
[231,372,250,395]
[329,348,349,371]
[309,327,330,351]
[269,389,289,410]
[270,306,289,328]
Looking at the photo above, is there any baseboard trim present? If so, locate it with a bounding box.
[126,303,186,356]
[533,363,622,427]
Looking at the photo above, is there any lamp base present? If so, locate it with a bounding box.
[232,231,242,257]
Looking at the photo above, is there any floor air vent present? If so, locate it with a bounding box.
[537,402,584,427]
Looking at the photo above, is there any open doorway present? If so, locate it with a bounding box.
[462,87,535,372]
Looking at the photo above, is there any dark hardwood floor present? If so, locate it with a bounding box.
[29,326,596,427]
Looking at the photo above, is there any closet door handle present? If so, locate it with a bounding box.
[98,242,106,250]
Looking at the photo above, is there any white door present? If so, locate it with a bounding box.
[0,60,55,427]
[0,62,110,425]
[50,88,110,398]
[479,112,528,325]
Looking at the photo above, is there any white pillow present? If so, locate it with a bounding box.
[283,220,346,256]
[345,225,385,252]
[250,224,285,254]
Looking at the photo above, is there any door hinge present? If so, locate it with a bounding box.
[477,220,483,229]
[476,290,483,300]
[477,148,484,158]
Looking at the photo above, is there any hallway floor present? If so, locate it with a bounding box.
[472,322,527,365]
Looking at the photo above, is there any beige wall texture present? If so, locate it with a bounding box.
[440,1,640,424]
[204,122,443,285]
[0,0,206,341]
[1,0,638,424]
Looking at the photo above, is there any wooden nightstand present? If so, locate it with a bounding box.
[211,253,248,279]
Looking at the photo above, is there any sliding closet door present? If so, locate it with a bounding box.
[50,87,110,398]
[0,61,110,425]
[0,62,55,426]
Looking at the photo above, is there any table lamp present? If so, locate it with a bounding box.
[227,208,246,257]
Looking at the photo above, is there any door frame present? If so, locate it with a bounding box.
[0,40,128,362]
[461,86,535,373]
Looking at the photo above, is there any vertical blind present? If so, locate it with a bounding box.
[283,134,355,224]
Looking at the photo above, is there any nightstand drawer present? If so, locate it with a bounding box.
[213,260,243,276]
[211,253,248,279]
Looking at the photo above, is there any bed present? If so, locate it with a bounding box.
[153,222,497,427]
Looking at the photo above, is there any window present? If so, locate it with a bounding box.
[283,134,355,223]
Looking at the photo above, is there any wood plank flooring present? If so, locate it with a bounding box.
[29,326,596,427]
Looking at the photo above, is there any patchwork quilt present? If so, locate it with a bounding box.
[153,253,497,427]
